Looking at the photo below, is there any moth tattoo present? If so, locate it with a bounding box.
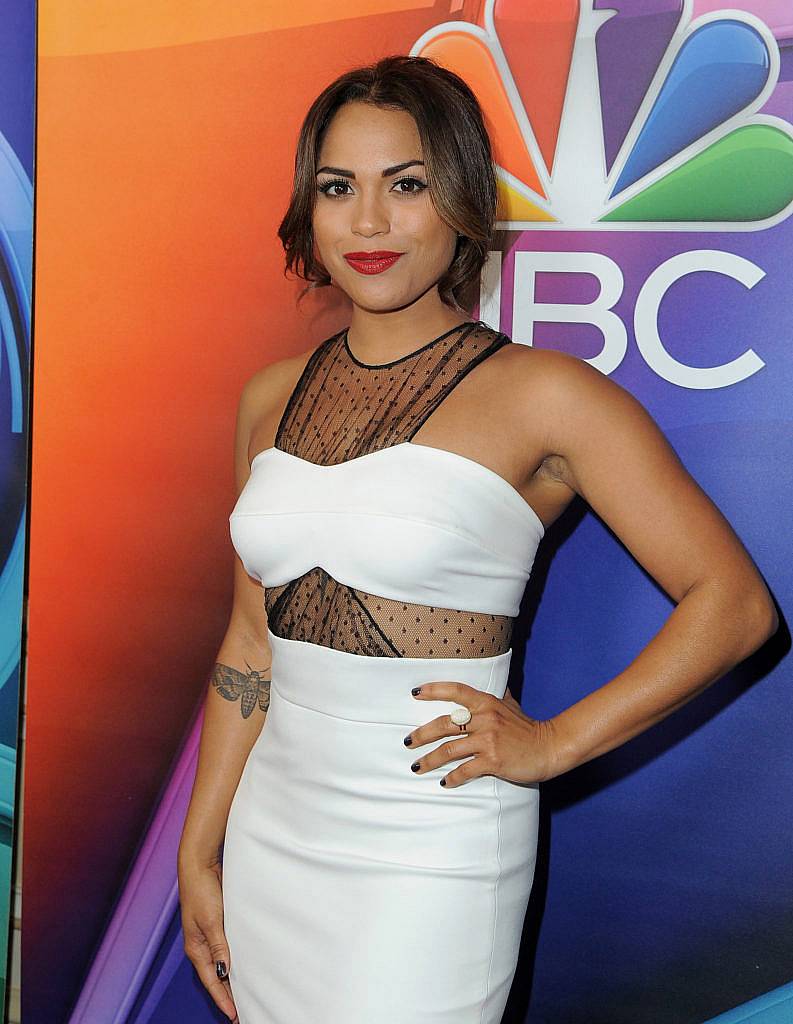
[210,660,271,718]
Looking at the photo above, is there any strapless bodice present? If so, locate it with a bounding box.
[229,441,543,618]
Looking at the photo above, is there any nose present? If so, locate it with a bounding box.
[350,189,390,238]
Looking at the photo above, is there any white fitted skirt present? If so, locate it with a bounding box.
[222,629,540,1023]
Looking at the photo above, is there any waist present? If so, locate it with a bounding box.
[267,628,512,728]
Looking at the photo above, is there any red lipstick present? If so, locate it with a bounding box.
[344,251,404,275]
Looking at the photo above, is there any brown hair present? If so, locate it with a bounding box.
[277,54,498,313]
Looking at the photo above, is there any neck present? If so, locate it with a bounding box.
[346,290,472,365]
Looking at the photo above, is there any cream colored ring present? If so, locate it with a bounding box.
[450,706,472,727]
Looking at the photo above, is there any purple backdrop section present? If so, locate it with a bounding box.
[594,0,685,173]
[505,60,793,1024]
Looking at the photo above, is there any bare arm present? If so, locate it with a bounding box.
[532,350,778,777]
[179,373,272,870]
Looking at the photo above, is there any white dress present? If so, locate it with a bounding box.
[222,321,545,1023]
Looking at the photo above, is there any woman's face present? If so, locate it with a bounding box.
[312,101,458,312]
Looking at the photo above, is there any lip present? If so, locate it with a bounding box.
[343,251,404,275]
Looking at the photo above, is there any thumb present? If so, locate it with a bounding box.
[502,687,521,713]
[206,927,238,1021]
[207,928,232,980]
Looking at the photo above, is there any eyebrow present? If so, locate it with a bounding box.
[316,160,425,179]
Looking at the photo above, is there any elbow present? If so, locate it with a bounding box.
[707,574,779,663]
[744,584,779,653]
[761,597,779,643]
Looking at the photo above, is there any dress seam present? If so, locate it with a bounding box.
[480,659,503,1023]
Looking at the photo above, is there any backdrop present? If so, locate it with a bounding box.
[0,0,34,1010]
[25,2,792,1023]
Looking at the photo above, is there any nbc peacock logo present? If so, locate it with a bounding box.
[411,0,793,231]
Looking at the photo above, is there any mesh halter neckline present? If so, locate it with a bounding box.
[342,320,482,369]
[265,319,520,658]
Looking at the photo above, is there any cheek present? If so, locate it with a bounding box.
[401,203,442,239]
[312,202,345,241]
[423,213,456,259]
[408,218,457,271]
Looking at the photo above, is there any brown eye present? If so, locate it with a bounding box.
[317,178,351,197]
[392,177,427,195]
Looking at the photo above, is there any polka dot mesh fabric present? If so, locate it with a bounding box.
[264,320,516,658]
[264,567,514,658]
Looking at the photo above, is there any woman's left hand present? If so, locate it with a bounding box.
[406,682,561,787]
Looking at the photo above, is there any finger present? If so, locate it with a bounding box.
[186,926,237,1020]
[409,736,477,776]
[404,711,476,749]
[184,944,237,1022]
[411,681,485,704]
[441,755,486,788]
[206,933,238,1020]
[195,957,238,1021]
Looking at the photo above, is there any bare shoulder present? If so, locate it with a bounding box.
[232,333,334,488]
[238,337,326,419]
[235,333,339,450]
[498,342,670,489]
[499,341,638,413]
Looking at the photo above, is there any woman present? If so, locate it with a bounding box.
[177,55,777,1024]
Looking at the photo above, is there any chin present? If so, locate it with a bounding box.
[343,277,408,304]
[350,292,412,314]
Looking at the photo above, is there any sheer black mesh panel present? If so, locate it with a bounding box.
[264,568,514,658]
[264,321,516,658]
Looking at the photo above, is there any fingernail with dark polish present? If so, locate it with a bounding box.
[440,779,447,787]
[411,686,421,696]
[411,761,420,772]
[216,960,227,979]
[403,735,412,746]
